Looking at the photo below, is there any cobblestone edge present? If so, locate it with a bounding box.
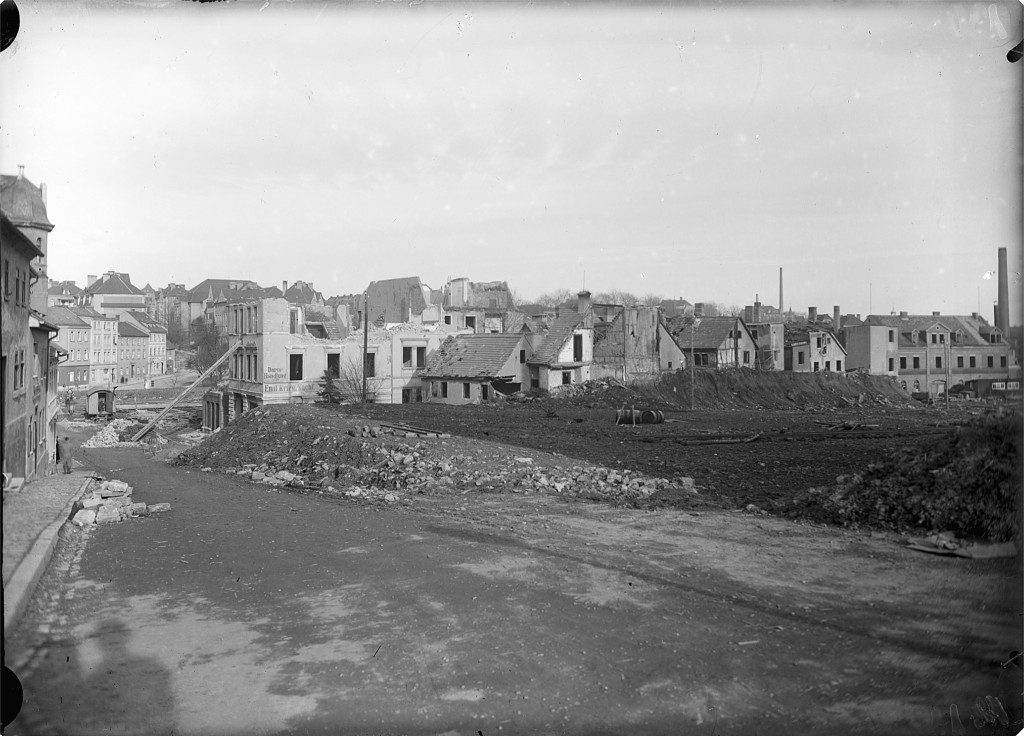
[3,476,94,632]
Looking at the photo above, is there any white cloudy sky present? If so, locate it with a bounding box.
[2,1,1021,320]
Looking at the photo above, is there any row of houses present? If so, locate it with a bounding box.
[46,272,169,387]
[200,288,1018,429]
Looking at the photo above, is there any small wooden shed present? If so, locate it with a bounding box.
[85,387,117,418]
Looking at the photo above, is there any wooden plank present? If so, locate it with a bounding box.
[130,340,242,442]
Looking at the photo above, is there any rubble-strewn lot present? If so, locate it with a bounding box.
[173,377,1020,541]
[176,406,698,506]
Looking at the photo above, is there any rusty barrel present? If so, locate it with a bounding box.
[640,409,665,424]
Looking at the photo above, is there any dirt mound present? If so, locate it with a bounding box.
[777,409,1022,542]
[174,404,696,506]
[625,368,916,412]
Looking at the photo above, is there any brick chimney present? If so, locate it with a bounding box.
[694,302,705,317]
[833,306,840,330]
[753,299,762,323]
[87,274,98,287]
[577,290,591,314]
[808,306,817,323]
[282,281,288,294]
[744,305,753,323]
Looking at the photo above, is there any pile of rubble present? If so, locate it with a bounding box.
[549,377,639,401]
[71,479,171,526]
[82,418,168,449]
[177,405,695,507]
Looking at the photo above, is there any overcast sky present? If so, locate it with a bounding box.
[2,1,1021,320]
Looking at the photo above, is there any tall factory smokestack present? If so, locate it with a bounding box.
[997,247,1009,332]
[779,267,784,315]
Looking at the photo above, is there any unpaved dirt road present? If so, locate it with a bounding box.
[6,438,1021,735]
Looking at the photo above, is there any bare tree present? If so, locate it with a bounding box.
[333,356,387,403]
[594,290,640,306]
[186,319,229,380]
[640,292,663,307]
[534,288,575,308]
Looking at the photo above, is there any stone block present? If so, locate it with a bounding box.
[72,509,96,526]
[95,506,121,524]
[82,496,104,509]
[148,503,171,513]
[251,472,266,481]
[130,502,148,515]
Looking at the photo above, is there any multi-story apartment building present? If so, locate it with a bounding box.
[117,321,150,384]
[47,305,92,386]
[114,310,168,377]
[72,306,118,386]
[844,312,1018,394]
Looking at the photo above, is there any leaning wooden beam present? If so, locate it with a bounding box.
[131,340,242,442]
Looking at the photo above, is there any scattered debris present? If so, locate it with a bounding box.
[82,418,168,449]
[175,405,696,507]
[905,532,1018,559]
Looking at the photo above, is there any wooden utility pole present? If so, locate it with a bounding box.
[622,306,627,382]
[690,316,697,410]
[362,293,369,405]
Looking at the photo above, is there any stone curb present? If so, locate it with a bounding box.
[3,475,94,632]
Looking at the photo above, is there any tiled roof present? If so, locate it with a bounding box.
[118,322,149,338]
[125,310,168,333]
[84,273,143,296]
[528,311,586,366]
[187,279,258,302]
[43,305,89,327]
[421,334,524,379]
[664,315,740,350]
[864,314,994,347]
[71,306,114,320]
[49,281,83,296]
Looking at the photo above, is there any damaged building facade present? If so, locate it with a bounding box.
[204,295,466,430]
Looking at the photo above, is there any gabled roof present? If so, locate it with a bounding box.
[284,280,324,305]
[187,279,259,302]
[48,280,83,297]
[118,321,149,338]
[527,311,588,366]
[864,314,995,347]
[84,273,143,296]
[71,305,115,320]
[421,333,525,380]
[124,310,167,333]
[665,315,746,351]
[43,305,89,328]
